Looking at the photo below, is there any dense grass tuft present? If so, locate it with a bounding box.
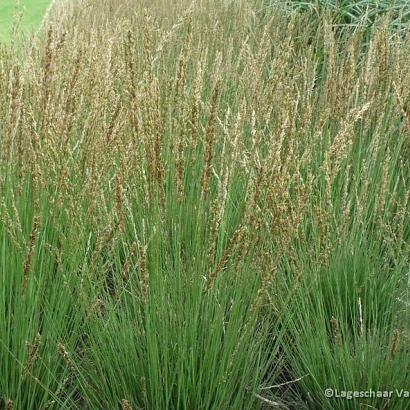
[0,0,409,408]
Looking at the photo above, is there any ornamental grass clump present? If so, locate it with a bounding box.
[0,0,409,408]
